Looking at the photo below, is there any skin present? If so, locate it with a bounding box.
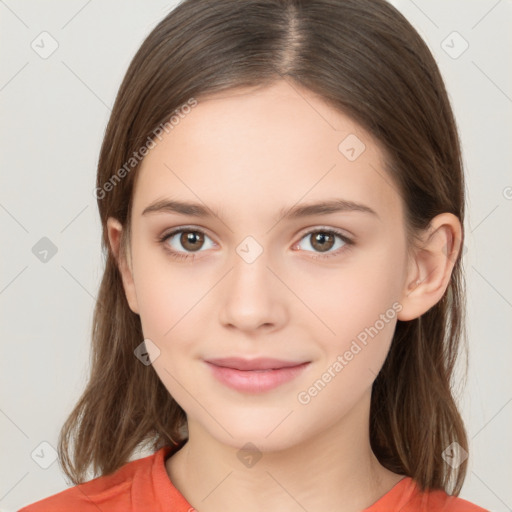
[107,80,461,512]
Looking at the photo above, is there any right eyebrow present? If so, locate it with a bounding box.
[142,199,217,218]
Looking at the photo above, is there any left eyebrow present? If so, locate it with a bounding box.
[277,199,379,221]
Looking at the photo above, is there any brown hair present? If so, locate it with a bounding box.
[58,0,468,495]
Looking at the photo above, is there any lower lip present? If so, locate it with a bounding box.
[206,362,310,393]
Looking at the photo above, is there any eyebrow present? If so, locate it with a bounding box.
[141,198,379,221]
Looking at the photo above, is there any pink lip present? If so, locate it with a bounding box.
[205,357,310,393]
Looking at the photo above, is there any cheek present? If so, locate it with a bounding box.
[132,255,204,406]
[296,286,401,419]
[302,244,405,337]
[297,240,406,392]
[131,241,208,339]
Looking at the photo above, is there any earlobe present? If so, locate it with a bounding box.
[397,213,462,322]
[106,217,140,315]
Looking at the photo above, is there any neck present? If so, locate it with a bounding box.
[166,389,403,512]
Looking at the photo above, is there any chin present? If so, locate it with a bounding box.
[195,411,311,453]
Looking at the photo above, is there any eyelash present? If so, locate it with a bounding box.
[158,226,354,261]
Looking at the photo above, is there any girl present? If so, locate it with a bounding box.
[19,0,490,510]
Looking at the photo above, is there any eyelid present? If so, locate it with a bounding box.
[159,224,353,242]
[297,225,353,241]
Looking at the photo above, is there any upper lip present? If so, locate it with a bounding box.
[205,357,309,371]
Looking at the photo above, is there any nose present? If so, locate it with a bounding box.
[218,249,288,333]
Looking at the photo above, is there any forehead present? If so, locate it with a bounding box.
[133,81,402,224]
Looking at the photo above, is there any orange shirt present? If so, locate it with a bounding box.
[19,444,490,511]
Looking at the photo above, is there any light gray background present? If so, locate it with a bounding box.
[1,1,511,511]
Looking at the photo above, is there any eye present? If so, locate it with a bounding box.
[293,228,353,259]
[158,226,353,261]
[159,227,215,259]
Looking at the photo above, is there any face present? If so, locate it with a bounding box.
[113,80,413,451]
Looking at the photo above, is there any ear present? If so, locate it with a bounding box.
[106,217,140,315]
[397,213,462,321]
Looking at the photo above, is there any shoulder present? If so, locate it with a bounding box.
[409,489,491,511]
[370,476,491,512]
[410,490,491,512]
[17,446,176,512]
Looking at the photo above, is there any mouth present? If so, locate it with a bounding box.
[205,357,309,371]
[204,357,311,393]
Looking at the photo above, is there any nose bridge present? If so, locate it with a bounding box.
[218,235,286,330]
[229,236,273,300]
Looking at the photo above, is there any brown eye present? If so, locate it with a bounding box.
[180,231,205,252]
[309,232,335,252]
[294,229,351,258]
[160,228,215,258]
